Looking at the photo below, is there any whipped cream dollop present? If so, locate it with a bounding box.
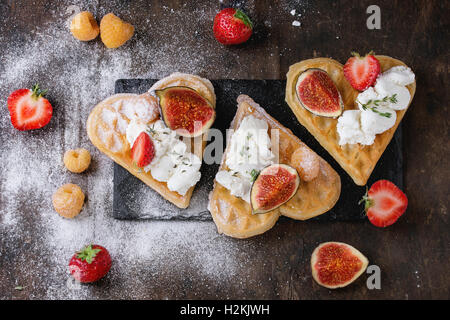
[337,66,415,145]
[126,119,201,196]
[215,115,275,203]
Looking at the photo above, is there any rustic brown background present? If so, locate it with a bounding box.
[0,0,448,299]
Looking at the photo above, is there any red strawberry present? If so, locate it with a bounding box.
[68,244,112,283]
[213,8,253,45]
[7,84,53,130]
[131,131,155,167]
[360,180,408,227]
[343,52,381,91]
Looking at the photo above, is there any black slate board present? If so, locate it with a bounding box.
[113,79,402,221]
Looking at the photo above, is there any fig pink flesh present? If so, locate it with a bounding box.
[297,70,341,115]
[161,88,214,135]
[314,243,364,287]
[254,166,298,211]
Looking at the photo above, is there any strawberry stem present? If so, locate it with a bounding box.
[234,9,253,28]
[76,245,101,264]
[31,83,48,100]
[359,187,374,213]
[351,51,375,58]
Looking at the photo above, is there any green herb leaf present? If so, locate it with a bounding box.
[14,286,25,291]
[147,127,157,135]
[389,94,398,104]
[250,169,260,182]
[358,94,397,118]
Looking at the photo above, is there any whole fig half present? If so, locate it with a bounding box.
[155,86,216,137]
[311,242,369,289]
[295,68,344,118]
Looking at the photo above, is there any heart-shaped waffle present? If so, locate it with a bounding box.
[87,73,216,208]
[285,56,416,185]
[208,95,341,239]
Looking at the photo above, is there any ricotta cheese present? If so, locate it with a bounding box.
[356,87,379,107]
[337,65,415,146]
[337,110,375,145]
[215,171,252,203]
[359,106,397,135]
[125,119,201,196]
[378,66,415,86]
[374,78,411,110]
[215,115,275,203]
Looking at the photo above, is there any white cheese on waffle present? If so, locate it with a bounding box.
[126,119,201,196]
[215,115,275,203]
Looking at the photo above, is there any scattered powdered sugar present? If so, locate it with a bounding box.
[0,2,251,299]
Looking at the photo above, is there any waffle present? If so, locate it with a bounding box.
[208,95,341,239]
[285,56,416,186]
[87,73,216,208]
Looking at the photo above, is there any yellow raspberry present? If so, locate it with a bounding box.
[70,11,99,41]
[64,148,91,173]
[290,146,320,182]
[52,184,85,219]
[100,13,134,49]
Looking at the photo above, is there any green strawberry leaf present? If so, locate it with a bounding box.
[31,83,48,99]
[234,9,253,29]
[358,187,374,214]
[77,245,101,264]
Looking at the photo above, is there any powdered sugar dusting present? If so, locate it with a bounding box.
[0,2,247,299]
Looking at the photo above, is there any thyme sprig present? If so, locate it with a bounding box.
[250,169,260,182]
[358,94,397,118]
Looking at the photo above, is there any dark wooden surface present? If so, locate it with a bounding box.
[0,0,449,300]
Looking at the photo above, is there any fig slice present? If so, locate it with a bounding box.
[155,86,216,137]
[311,242,369,289]
[250,164,300,214]
[295,68,344,117]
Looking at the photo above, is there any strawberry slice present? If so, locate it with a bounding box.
[360,180,408,227]
[343,52,381,91]
[130,131,155,167]
[7,84,53,131]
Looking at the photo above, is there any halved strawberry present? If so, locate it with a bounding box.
[343,52,381,91]
[7,84,53,131]
[360,180,408,227]
[130,132,155,167]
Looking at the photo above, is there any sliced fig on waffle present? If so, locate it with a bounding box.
[295,68,343,118]
[250,164,300,214]
[155,86,216,137]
